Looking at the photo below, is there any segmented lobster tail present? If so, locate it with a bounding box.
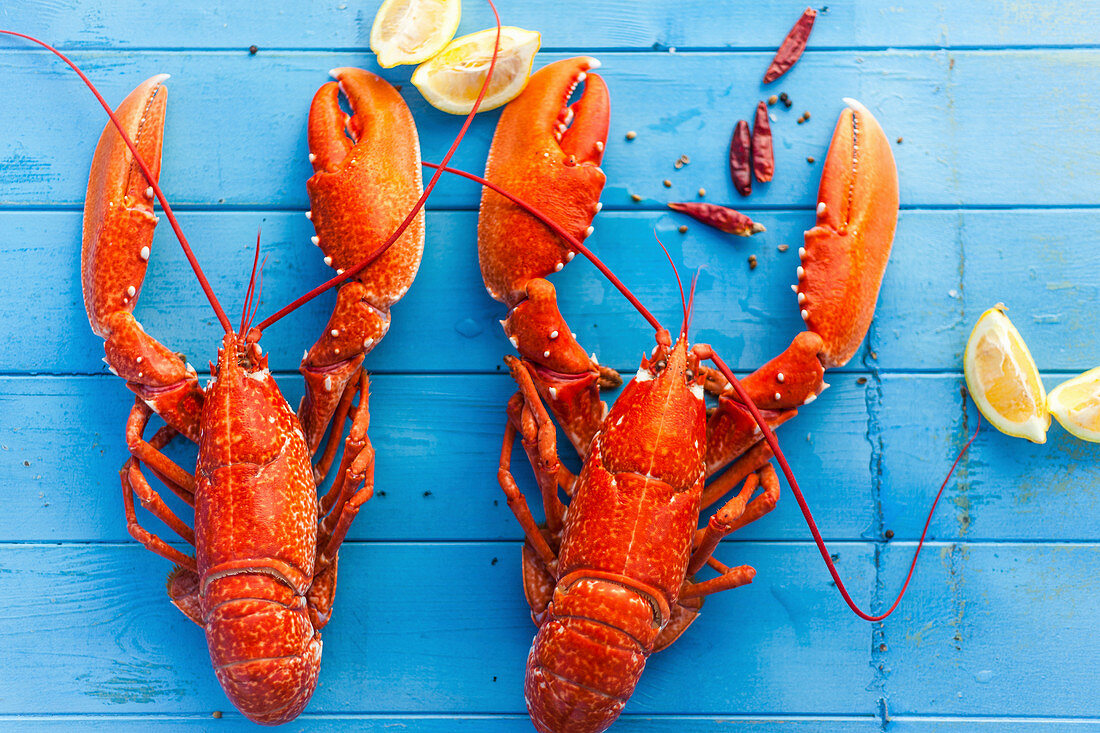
[526,579,653,733]
[204,574,322,726]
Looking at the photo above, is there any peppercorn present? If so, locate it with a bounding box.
[678,225,688,233]
[662,179,672,188]
[748,255,758,270]
[777,244,789,252]
[768,94,779,105]
[625,130,637,140]
[631,193,642,202]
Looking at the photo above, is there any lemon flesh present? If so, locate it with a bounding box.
[412,26,541,114]
[371,0,462,68]
[963,305,1049,443]
[1048,367,1100,442]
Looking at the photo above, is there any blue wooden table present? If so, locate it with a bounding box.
[1,1,1098,730]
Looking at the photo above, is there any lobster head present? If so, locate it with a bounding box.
[478,57,610,306]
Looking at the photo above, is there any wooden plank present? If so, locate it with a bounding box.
[2,208,1097,377]
[1,50,1098,209]
[0,542,877,715]
[877,375,1100,541]
[0,716,883,732]
[8,0,1100,51]
[0,373,873,541]
[879,542,1100,717]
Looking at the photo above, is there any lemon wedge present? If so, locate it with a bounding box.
[964,304,1049,443]
[370,0,462,68]
[411,26,541,114]
[1048,367,1100,442]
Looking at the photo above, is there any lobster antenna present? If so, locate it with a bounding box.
[422,161,976,621]
[239,227,263,336]
[0,30,235,335]
[252,0,504,334]
[422,162,665,334]
[697,346,980,622]
[654,231,688,336]
[684,268,700,338]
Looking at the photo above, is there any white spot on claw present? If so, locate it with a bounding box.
[798,292,807,304]
[549,387,558,399]
[509,335,519,349]
[311,236,320,245]
[690,383,705,400]
[774,392,781,401]
[817,202,826,215]
[585,225,594,236]
[777,372,785,383]
[305,211,312,220]
[309,153,317,163]
[543,350,550,358]
[324,376,333,391]
[330,329,339,337]
[324,256,332,266]
[797,266,805,278]
[139,246,150,261]
[801,309,809,321]
[145,187,154,199]
[127,285,136,297]
[799,247,806,258]
[554,262,563,271]
[550,330,559,339]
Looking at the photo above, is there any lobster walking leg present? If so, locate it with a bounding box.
[121,465,195,570]
[690,466,780,574]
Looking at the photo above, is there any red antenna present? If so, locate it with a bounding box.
[420,159,980,622]
[0,29,235,334]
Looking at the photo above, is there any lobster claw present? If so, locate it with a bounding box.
[299,68,423,452]
[82,74,204,442]
[479,57,609,306]
[798,98,899,368]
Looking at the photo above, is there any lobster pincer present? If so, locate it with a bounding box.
[83,74,203,442]
[299,67,424,455]
[479,57,614,456]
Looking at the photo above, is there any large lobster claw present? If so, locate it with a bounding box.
[478,58,612,457]
[83,75,203,442]
[299,68,423,451]
[479,57,609,306]
[799,98,899,368]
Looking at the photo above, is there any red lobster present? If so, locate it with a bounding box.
[464,59,966,733]
[6,23,502,723]
[80,68,421,724]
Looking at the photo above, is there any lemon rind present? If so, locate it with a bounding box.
[370,0,463,69]
[963,307,1049,444]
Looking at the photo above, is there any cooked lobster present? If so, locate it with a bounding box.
[466,58,968,733]
[4,22,503,724]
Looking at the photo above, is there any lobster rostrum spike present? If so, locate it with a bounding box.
[299,67,424,453]
[82,73,204,442]
[479,57,614,457]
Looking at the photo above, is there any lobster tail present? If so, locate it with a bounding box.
[205,574,322,726]
[526,578,655,733]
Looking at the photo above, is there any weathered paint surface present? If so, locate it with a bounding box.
[0,0,1097,728]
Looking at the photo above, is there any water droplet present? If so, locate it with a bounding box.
[454,318,483,338]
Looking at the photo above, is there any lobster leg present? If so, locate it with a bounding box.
[680,562,757,600]
[119,398,197,572]
[308,371,375,631]
[690,466,780,574]
[121,465,195,571]
[498,420,557,567]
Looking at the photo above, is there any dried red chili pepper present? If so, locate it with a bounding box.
[752,101,774,183]
[668,202,765,237]
[764,7,817,84]
[729,119,752,197]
